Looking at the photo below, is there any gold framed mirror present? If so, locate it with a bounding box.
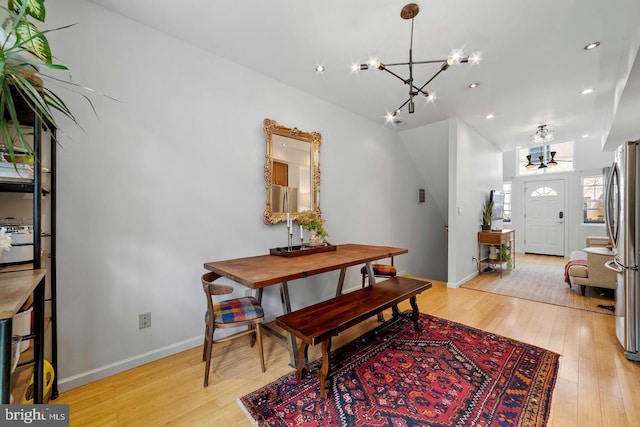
[263,118,321,224]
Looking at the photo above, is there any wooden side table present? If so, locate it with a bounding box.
[478,229,515,278]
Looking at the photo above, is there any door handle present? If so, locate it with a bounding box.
[606,259,623,273]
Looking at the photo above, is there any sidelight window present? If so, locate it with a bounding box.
[583,175,604,223]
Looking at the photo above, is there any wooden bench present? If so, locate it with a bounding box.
[275,276,432,398]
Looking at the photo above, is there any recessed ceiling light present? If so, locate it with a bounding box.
[584,41,600,50]
[315,65,325,72]
[582,134,590,138]
[468,83,479,89]
[486,114,494,119]
[581,88,595,95]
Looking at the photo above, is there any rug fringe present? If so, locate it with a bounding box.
[236,397,258,426]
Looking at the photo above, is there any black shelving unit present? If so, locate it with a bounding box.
[0,112,57,401]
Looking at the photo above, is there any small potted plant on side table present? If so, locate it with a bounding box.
[481,200,494,231]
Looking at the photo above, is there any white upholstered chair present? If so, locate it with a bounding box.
[565,236,615,296]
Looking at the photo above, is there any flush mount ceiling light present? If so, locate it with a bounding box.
[581,88,595,95]
[469,82,479,88]
[584,41,600,50]
[354,3,481,122]
[532,124,554,144]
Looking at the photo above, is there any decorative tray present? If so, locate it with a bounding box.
[269,243,336,257]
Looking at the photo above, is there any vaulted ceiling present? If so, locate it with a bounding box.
[88,0,640,152]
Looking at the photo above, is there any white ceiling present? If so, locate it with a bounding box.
[88,0,640,152]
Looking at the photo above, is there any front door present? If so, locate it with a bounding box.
[524,179,565,256]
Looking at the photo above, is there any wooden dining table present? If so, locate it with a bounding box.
[203,243,408,366]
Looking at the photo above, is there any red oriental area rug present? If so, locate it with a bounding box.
[239,313,560,427]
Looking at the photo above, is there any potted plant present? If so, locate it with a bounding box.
[296,210,328,244]
[481,199,493,230]
[499,244,512,269]
[0,0,86,163]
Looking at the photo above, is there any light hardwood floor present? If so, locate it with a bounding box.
[462,253,616,315]
[57,262,640,426]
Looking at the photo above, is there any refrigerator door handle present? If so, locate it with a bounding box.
[606,259,624,273]
[604,163,619,246]
[610,258,640,272]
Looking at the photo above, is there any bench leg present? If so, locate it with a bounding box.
[392,304,400,319]
[295,341,309,380]
[319,338,332,399]
[410,296,421,331]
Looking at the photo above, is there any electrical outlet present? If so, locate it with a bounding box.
[139,312,151,329]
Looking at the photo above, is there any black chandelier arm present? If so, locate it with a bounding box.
[382,58,449,67]
[379,66,429,96]
[415,64,449,95]
[381,56,469,67]
[395,97,412,113]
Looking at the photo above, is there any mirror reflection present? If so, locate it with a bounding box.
[263,118,321,224]
[271,134,312,213]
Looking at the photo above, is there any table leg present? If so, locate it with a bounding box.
[279,282,299,368]
[366,262,376,287]
[0,318,12,404]
[365,263,386,322]
[335,268,347,297]
[512,231,516,269]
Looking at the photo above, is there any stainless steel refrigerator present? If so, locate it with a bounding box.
[272,185,298,213]
[605,140,640,361]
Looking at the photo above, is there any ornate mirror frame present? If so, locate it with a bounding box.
[263,118,322,224]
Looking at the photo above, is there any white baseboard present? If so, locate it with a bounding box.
[57,336,202,392]
[448,270,478,288]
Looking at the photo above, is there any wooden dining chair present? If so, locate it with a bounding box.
[360,256,397,287]
[201,272,265,387]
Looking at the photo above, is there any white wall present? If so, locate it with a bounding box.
[448,120,503,287]
[503,138,614,255]
[45,0,446,390]
[399,120,450,282]
[398,119,504,288]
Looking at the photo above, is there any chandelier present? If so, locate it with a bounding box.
[531,124,554,144]
[525,152,558,169]
[354,3,481,121]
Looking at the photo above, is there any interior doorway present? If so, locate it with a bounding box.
[524,179,566,256]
